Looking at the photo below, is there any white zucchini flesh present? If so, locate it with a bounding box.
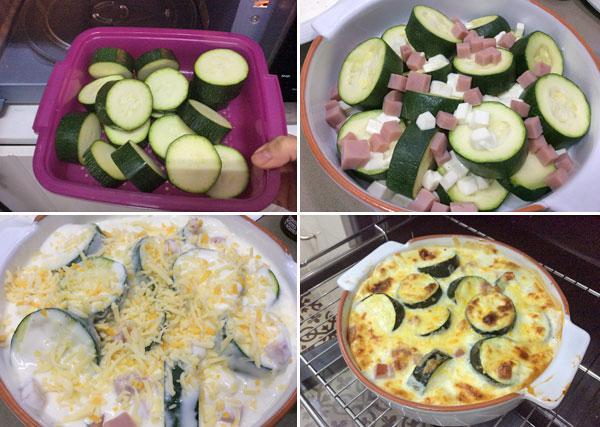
[194,49,249,86]
[105,80,153,130]
[145,68,189,111]
[453,50,513,76]
[148,115,195,159]
[89,141,127,180]
[338,39,387,105]
[78,75,124,105]
[413,5,460,43]
[104,120,150,146]
[206,145,249,199]
[31,223,101,270]
[77,114,102,163]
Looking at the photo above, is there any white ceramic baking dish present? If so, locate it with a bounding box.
[301,0,600,211]
[336,235,590,426]
[0,215,297,427]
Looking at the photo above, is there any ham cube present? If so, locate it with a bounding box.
[456,75,472,92]
[341,137,370,170]
[525,116,543,139]
[103,413,137,427]
[450,202,478,212]
[434,150,452,166]
[555,153,575,173]
[383,99,403,116]
[463,88,483,105]
[528,135,549,153]
[470,38,485,53]
[400,44,414,61]
[326,105,347,129]
[384,90,403,102]
[464,31,479,43]
[406,71,432,93]
[388,73,408,91]
[369,133,391,153]
[430,132,448,156]
[451,21,468,40]
[498,32,517,49]
[456,43,471,58]
[482,38,497,49]
[436,111,458,130]
[536,144,558,166]
[408,188,436,211]
[517,70,537,89]
[490,48,502,64]
[545,168,569,190]
[431,201,450,212]
[510,99,531,118]
[330,87,341,101]
[533,61,552,77]
[475,49,492,66]
[325,99,339,111]
[381,121,403,142]
[375,363,393,379]
[406,52,427,70]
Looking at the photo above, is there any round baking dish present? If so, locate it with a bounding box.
[336,235,590,426]
[0,215,297,427]
[301,0,600,211]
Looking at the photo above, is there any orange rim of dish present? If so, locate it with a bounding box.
[335,234,570,412]
[300,0,600,212]
[0,216,296,427]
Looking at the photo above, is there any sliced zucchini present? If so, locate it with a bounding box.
[165,135,222,194]
[521,74,591,149]
[470,337,526,385]
[386,123,436,198]
[512,310,552,342]
[249,268,280,306]
[355,293,405,331]
[397,273,442,309]
[88,47,134,79]
[382,24,411,57]
[112,141,166,192]
[500,151,555,201]
[135,48,179,81]
[164,362,199,427]
[466,291,516,336]
[34,223,104,270]
[495,271,520,292]
[145,68,189,112]
[83,140,127,188]
[416,247,459,278]
[206,145,250,199]
[55,112,101,164]
[452,49,516,95]
[132,236,164,273]
[145,312,167,352]
[11,309,100,375]
[225,337,271,378]
[409,350,452,391]
[401,91,462,122]
[177,99,232,144]
[148,115,195,159]
[78,75,124,111]
[190,48,249,110]
[447,178,509,211]
[338,38,404,108]
[95,79,153,131]
[421,62,453,82]
[60,256,128,321]
[511,31,564,76]
[410,306,451,336]
[467,15,511,38]
[104,120,150,146]
[406,5,460,57]
[449,102,527,179]
[447,276,492,303]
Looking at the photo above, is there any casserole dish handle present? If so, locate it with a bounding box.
[523,317,590,409]
[312,0,380,40]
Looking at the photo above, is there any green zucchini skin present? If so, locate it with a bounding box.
[190,77,245,111]
[466,292,516,336]
[420,310,452,337]
[135,48,179,81]
[424,63,453,82]
[347,169,388,183]
[471,16,511,38]
[447,276,491,302]
[452,54,516,96]
[164,362,199,427]
[111,142,166,193]
[451,141,527,180]
[94,81,119,128]
[436,184,452,205]
[407,286,442,309]
[89,48,134,78]
[410,350,452,389]
[55,112,99,164]
[406,7,458,57]
[470,337,518,386]
[510,31,564,76]
[360,293,405,330]
[177,100,232,144]
[418,254,459,278]
[145,312,166,352]
[401,91,462,122]
[83,141,125,188]
[499,179,550,202]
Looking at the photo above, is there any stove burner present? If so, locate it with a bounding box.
[20,0,208,63]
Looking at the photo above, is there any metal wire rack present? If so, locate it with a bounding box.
[300,216,600,427]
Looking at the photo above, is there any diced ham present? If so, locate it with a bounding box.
[456,75,472,92]
[369,133,391,153]
[383,98,403,117]
[326,105,347,129]
[325,99,339,111]
[463,88,483,105]
[436,111,458,130]
[103,413,137,427]
[536,144,558,166]
[434,150,452,166]
[545,168,569,190]
[408,188,436,211]
[388,73,408,92]
[340,137,370,170]
[482,38,497,49]
[456,43,471,58]
[464,31,479,43]
[517,70,537,89]
[264,337,292,368]
[555,153,575,173]
[475,47,500,66]
[384,90,403,102]
[430,132,448,156]
[510,99,531,118]
[470,38,485,53]
[405,71,431,93]
[406,52,426,70]
[451,21,468,40]
[381,121,403,142]
[450,202,478,212]
[431,201,450,212]
[533,61,552,77]
[114,373,143,396]
[490,48,502,64]
[524,116,543,139]
[498,32,517,49]
[375,363,394,379]
[400,44,414,61]
[335,121,345,132]
[219,405,243,425]
[529,135,549,153]
[330,87,341,101]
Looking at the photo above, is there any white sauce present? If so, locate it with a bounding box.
[300,0,339,24]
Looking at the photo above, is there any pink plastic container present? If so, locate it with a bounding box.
[33,27,286,211]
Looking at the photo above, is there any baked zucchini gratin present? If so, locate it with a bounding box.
[0,217,295,426]
[348,240,562,406]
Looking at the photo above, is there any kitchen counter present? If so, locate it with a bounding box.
[300,0,600,211]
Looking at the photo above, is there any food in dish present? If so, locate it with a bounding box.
[347,240,562,405]
[325,5,590,211]
[0,217,295,426]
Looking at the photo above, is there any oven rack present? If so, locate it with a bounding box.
[300,216,600,427]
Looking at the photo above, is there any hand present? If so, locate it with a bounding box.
[251,135,297,211]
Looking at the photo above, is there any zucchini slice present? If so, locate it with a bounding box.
[382,24,411,57]
[416,247,459,278]
[386,123,436,198]
[397,273,442,309]
[521,74,591,149]
[449,102,527,179]
[145,312,167,352]
[135,48,180,81]
[165,135,222,194]
[78,75,124,111]
[447,178,509,212]
[104,120,150,146]
[95,79,153,131]
[494,271,520,292]
[511,31,564,76]
[406,5,460,57]
[83,140,127,188]
[132,236,164,274]
[206,145,250,199]
[410,306,452,336]
[355,293,405,331]
[513,310,552,342]
[452,49,515,95]
[145,68,189,112]
[177,99,233,144]
[500,151,555,201]
[11,309,100,374]
[55,112,101,164]
[148,114,195,159]
[112,141,166,193]
[338,38,404,108]
[61,256,128,321]
[409,350,452,391]
[470,337,525,385]
[466,291,516,336]
[247,268,280,306]
[191,48,249,110]
[88,47,134,79]
[447,276,492,303]
[421,63,453,82]
[401,91,462,122]
[467,15,511,38]
[164,362,199,427]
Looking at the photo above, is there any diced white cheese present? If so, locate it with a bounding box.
[454,103,472,124]
[483,95,501,103]
[555,148,567,156]
[516,22,525,38]
[446,152,469,178]
[423,54,449,72]
[495,31,506,45]
[366,118,383,135]
[377,113,400,123]
[465,111,475,127]
[422,170,443,191]
[471,127,494,150]
[362,152,388,171]
[430,81,453,97]
[472,110,490,128]
[457,176,479,196]
[452,89,465,99]
[416,111,436,130]
[507,83,524,98]
[498,97,513,107]
[474,175,491,190]
[367,181,396,200]
[446,73,460,90]
[440,170,459,191]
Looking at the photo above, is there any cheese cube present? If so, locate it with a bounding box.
[472,110,490,127]
[446,73,460,89]
[555,148,567,156]
[422,170,443,191]
[495,31,507,45]
[423,54,449,72]
[430,81,453,97]
[446,152,469,178]
[507,83,524,98]
[440,170,459,190]
[471,127,494,148]
[366,118,383,135]
[498,97,513,107]
[377,113,400,123]
[474,175,491,190]
[457,176,479,195]
[516,23,525,38]
[452,90,465,99]
[416,111,437,130]
[465,111,474,127]
[454,103,472,124]
[483,95,501,103]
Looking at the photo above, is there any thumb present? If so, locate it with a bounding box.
[251,135,297,169]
